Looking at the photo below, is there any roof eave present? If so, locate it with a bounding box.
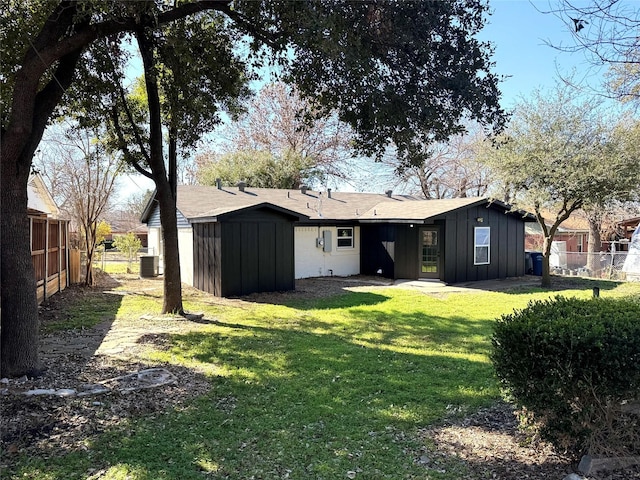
[140,190,158,224]
[359,218,427,224]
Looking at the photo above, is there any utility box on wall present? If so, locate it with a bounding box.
[322,230,332,252]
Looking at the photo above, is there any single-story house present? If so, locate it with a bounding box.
[102,209,149,248]
[28,173,70,303]
[525,211,590,253]
[142,184,535,296]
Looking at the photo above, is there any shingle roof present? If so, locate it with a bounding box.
[358,197,487,222]
[175,185,423,222]
[141,185,532,225]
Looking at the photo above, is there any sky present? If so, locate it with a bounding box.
[118,0,609,200]
[479,0,604,108]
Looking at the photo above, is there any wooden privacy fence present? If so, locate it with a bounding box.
[31,216,72,304]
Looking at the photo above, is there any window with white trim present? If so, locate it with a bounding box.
[337,227,354,248]
[474,227,490,265]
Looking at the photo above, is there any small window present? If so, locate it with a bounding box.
[337,227,353,248]
[474,227,490,265]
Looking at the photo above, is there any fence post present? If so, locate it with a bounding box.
[69,249,81,284]
[609,246,615,279]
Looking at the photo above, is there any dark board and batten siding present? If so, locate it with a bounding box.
[193,222,220,296]
[441,205,525,284]
[360,203,526,284]
[392,223,422,279]
[193,208,296,297]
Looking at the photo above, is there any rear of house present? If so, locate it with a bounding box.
[359,198,530,284]
[143,185,534,297]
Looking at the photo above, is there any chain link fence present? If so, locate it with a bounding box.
[83,247,148,277]
[551,251,640,281]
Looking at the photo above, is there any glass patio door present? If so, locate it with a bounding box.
[420,228,440,279]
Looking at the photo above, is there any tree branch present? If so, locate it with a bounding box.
[109,105,153,180]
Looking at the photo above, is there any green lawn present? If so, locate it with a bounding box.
[97,259,141,275]
[10,278,640,479]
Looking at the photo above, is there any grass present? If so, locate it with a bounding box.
[98,260,140,275]
[12,278,640,479]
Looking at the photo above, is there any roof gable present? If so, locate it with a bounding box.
[27,173,60,218]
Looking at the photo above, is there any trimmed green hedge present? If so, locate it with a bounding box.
[491,296,640,456]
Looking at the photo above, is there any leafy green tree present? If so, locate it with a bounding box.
[106,15,248,314]
[112,232,142,274]
[1,0,231,377]
[2,1,505,376]
[197,150,319,189]
[479,84,640,287]
[582,116,640,272]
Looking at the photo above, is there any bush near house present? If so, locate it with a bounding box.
[491,296,640,457]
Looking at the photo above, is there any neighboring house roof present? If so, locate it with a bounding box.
[103,210,148,234]
[525,209,590,236]
[619,216,640,228]
[142,185,535,225]
[27,173,60,218]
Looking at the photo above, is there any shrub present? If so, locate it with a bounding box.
[491,296,640,457]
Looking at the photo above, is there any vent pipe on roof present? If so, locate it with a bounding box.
[237,181,246,192]
[216,178,222,189]
[327,188,332,199]
[385,189,392,198]
[300,185,308,194]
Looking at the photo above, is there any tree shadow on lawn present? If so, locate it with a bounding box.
[471,275,622,296]
[284,291,392,310]
[38,277,125,368]
[17,323,507,479]
[187,299,495,359]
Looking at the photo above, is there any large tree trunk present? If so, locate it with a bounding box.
[0,6,85,376]
[535,201,583,289]
[541,235,553,288]
[138,25,183,315]
[587,215,603,277]
[1,158,41,377]
[156,185,184,314]
[0,2,224,376]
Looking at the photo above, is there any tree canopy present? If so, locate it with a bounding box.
[546,0,640,106]
[479,84,640,286]
[201,82,356,189]
[196,150,312,189]
[1,0,506,377]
